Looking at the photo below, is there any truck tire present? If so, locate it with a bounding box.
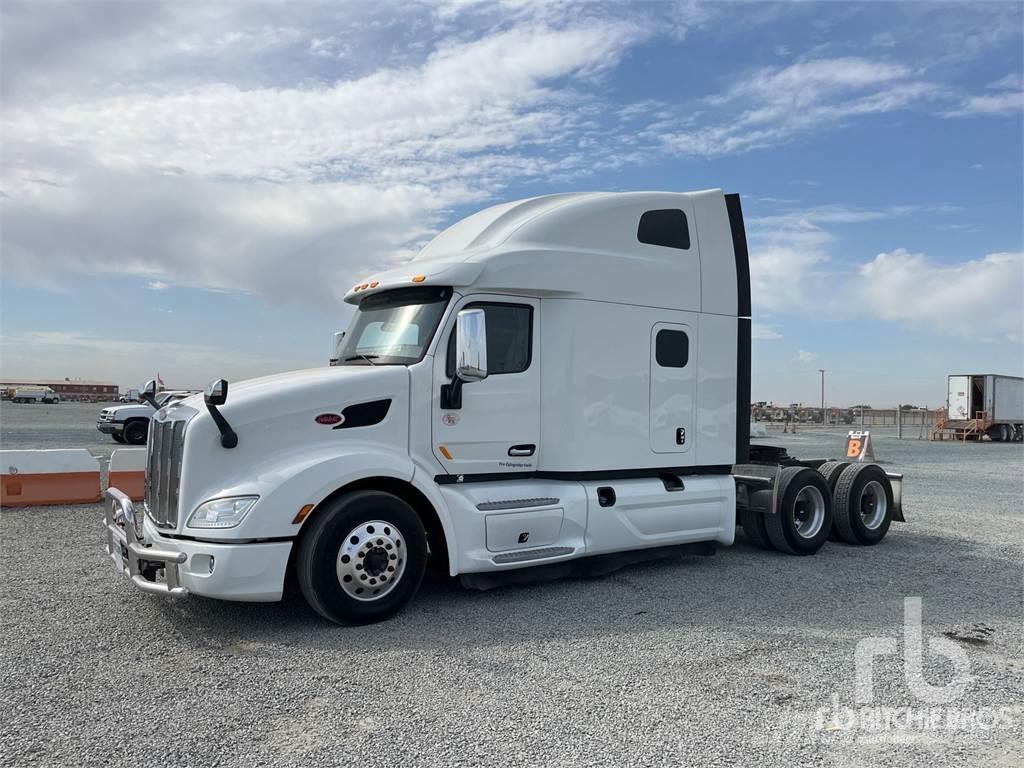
[123,419,149,445]
[296,490,427,625]
[764,466,833,556]
[1000,424,1011,442]
[112,433,126,444]
[832,463,893,545]
[817,461,849,490]
[740,507,773,550]
[817,461,849,540]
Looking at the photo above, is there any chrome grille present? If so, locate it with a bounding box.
[145,417,187,527]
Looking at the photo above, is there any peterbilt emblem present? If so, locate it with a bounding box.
[315,413,344,426]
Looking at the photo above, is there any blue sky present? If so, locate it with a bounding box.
[1,0,1021,407]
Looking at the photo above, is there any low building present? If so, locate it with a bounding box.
[0,378,119,402]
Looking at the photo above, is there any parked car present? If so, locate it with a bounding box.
[97,390,194,444]
[11,386,60,404]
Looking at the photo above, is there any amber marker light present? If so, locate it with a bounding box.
[292,504,315,524]
[411,275,426,283]
[439,446,453,460]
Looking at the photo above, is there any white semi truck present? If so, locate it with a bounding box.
[11,386,60,404]
[102,190,905,624]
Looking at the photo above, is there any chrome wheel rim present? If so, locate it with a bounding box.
[336,520,406,602]
[793,485,826,539]
[860,480,887,530]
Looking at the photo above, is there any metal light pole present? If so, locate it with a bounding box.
[818,369,827,422]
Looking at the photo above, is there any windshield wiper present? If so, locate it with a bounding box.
[343,354,378,366]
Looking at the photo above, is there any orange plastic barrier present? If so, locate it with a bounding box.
[108,448,146,501]
[1,450,102,507]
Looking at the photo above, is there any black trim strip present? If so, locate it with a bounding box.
[156,532,295,544]
[334,398,391,429]
[726,193,753,465]
[736,317,751,464]
[725,193,752,318]
[434,465,733,485]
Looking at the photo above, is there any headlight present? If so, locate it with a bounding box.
[186,496,258,529]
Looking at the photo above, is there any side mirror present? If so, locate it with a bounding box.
[330,331,346,366]
[455,308,488,382]
[205,378,228,406]
[140,379,159,408]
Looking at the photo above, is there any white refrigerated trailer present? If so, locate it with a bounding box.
[102,190,906,624]
[946,373,1024,442]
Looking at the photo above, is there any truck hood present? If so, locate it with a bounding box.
[175,365,395,417]
[169,364,410,453]
[167,364,412,534]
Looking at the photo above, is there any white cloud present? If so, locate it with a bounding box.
[752,324,783,340]
[0,19,647,305]
[744,203,960,315]
[797,350,817,363]
[147,281,169,291]
[944,90,1023,118]
[858,249,1024,341]
[3,23,642,184]
[987,73,1023,90]
[656,57,940,157]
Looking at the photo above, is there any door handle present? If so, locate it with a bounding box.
[508,444,535,457]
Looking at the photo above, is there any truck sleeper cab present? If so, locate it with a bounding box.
[102,190,904,624]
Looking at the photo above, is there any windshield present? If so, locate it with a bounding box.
[155,392,187,406]
[337,286,451,365]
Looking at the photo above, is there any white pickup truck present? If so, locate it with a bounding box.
[102,190,905,624]
[96,391,193,444]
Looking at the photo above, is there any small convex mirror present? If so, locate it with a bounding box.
[455,308,488,382]
[205,378,228,406]
[330,331,346,366]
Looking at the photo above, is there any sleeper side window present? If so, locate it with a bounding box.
[655,329,689,368]
[447,303,533,377]
[638,209,690,250]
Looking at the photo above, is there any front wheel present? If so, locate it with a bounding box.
[123,420,148,445]
[296,490,427,625]
[112,433,126,444]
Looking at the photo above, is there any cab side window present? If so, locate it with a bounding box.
[447,303,533,377]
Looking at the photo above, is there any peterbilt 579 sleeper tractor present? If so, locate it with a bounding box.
[103,190,905,624]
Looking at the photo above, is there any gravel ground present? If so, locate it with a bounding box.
[1,402,1022,767]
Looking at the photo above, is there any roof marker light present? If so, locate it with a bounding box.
[370,281,379,288]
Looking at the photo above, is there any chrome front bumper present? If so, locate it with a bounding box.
[103,487,189,596]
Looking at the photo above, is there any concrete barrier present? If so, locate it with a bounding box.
[0,449,102,507]
[108,448,146,501]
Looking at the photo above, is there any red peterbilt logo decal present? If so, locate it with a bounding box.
[315,413,344,425]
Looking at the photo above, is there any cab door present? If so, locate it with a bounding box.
[432,296,540,476]
[650,321,695,454]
